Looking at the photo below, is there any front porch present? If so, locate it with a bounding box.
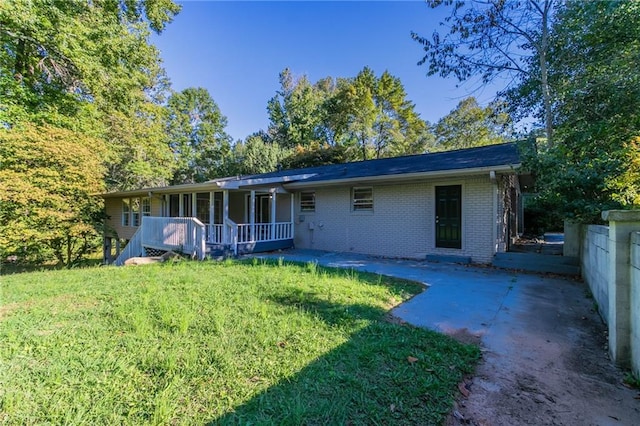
[107,188,296,265]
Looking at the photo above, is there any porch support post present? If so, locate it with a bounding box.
[178,193,184,217]
[191,192,197,218]
[270,190,277,240]
[290,192,295,240]
[103,236,112,264]
[490,171,498,254]
[209,191,215,243]
[250,190,256,242]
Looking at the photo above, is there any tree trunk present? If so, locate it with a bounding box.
[539,0,553,146]
[361,135,367,160]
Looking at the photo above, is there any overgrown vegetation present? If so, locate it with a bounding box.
[0,260,479,424]
[415,0,640,223]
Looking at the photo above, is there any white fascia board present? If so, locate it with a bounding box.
[283,164,521,189]
[216,173,317,189]
[100,182,222,198]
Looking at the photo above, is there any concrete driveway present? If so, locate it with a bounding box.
[250,249,639,425]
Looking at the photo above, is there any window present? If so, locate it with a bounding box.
[352,187,373,211]
[196,192,210,223]
[182,193,192,217]
[141,197,151,218]
[122,199,130,226]
[131,198,141,227]
[300,191,316,212]
[169,194,180,217]
[213,192,223,224]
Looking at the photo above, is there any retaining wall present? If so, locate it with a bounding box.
[631,232,640,376]
[581,225,610,321]
[579,212,640,376]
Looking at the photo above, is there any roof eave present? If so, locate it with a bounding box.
[283,163,521,189]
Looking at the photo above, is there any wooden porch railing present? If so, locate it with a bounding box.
[206,222,293,245]
[114,226,144,266]
[140,217,206,260]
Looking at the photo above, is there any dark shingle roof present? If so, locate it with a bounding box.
[232,142,521,185]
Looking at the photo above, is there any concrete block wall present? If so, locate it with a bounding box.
[631,232,640,377]
[293,175,498,263]
[580,211,640,374]
[581,225,610,321]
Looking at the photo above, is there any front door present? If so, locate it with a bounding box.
[435,185,462,249]
[246,194,271,223]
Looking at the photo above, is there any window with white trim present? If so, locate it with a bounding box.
[141,197,151,219]
[122,199,130,226]
[300,191,316,212]
[352,187,373,211]
[131,198,141,227]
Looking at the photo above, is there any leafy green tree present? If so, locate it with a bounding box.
[282,143,351,170]
[104,103,174,190]
[0,124,105,266]
[412,0,556,143]
[230,132,291,175]
[166,87,233,183]
[433,97,511,150]
[267,69,327,148]
[339,67,377,159]
[338,67,431,160]
[529,0,640,221]
[0,0,180,190]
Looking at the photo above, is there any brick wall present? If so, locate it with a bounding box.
[293,174,499,263]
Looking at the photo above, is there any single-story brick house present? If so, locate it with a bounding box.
[101,142,525,265]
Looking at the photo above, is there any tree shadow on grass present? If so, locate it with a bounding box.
[209,268,479,425]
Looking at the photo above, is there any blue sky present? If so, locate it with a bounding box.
[151,1,503,142]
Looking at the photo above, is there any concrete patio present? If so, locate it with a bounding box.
[249,249,640,425]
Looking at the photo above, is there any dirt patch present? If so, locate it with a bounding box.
[0,301,31,321]
[446,327,483,347]
[1,295,98,321]
[446,279,640,426]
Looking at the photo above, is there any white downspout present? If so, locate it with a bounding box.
[490,171,498,255]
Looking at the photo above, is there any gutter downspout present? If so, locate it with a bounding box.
[490,171,498,255]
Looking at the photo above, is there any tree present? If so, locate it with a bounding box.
[265,68,430,164]
[412,0,556,143]
[0,124,106,266]
[339,67,377,160]
[267,69,327,148]
[282,144,351,170]
[0,0,181,190]
[230,132,290,175]
[433,97,511,150]
[529,0,640,221]
[165,87,233,183]
[338,67,431,160]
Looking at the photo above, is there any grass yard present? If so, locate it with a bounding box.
[1,259,479,425]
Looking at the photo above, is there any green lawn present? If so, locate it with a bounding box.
[0,259,479,425]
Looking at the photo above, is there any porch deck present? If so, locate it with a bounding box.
[111,217,294,265]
